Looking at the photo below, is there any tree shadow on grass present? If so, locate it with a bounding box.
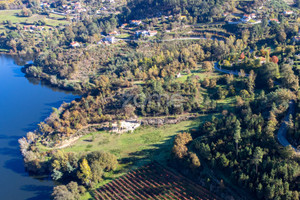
[118,129,183,170]
[117,114,213,168]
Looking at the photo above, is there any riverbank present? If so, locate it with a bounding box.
[0,54,76,199]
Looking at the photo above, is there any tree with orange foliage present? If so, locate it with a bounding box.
[271,56,279,64]
[240,52,245,59]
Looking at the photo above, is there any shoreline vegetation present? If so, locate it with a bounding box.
[0,0,298,199]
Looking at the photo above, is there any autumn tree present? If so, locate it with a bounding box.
[247,70,256,94]
[265,111,278,138]
[77,158,92,186]
[271,56,279,64]
[172,132,192,159]
[187,152,201,170]
[202,61,213,72]
[52,182,80,200]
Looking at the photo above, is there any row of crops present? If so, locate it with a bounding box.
[94,162,222,200]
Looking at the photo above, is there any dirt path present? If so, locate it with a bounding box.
[55,123,103,149]
[57,136,82,149]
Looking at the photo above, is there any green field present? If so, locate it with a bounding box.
[62,119,204,199]
[176,68,221,82]
[64,120,198,160]
[0,10,69,27]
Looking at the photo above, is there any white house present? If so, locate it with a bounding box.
[135,30,148,37]
[98,36,116,45]
[110,120,141,133]
[135,30,157,37]
[105,36,115,43]
[284,11,294,15]
[70,42,80,48]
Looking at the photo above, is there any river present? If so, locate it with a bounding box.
[0,54,76,199]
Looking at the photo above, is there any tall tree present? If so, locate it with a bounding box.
[77,158,92,186]
[247,70,256,94]
[281,64,299,91]
[233,120,241,156]
[252,147,264,174]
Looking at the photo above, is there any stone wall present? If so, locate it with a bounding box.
[141,114,198,126]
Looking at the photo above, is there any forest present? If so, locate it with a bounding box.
[5,0,299,199]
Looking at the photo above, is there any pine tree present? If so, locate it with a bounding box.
[233,120,241,156]
[252,147,264,174]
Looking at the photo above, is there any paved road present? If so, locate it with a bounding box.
[214,62,299,153]
[277,100,298,151]
[214,62,248,76]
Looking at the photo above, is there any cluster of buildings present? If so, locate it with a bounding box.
[225,9,293,25]
[226,12,261,25]
[241,13,257,22]
[61,2,87,14]
[41,1,87,15]
[121,20,158,38]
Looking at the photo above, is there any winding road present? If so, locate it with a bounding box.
[214,63,299,153]
[277,100,298,151]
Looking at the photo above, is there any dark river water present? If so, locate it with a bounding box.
[0,54,76,199]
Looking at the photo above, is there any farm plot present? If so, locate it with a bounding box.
[94,162,222,200]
